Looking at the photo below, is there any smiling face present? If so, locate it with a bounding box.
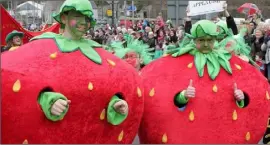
[12,36,22,46]
[255,29,264,39]
[194,35,216,53]
[64,10,91,39]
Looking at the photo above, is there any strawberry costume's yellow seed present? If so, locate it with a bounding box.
[50,52,57,59]
[266,91,270,100]
[235,64,242,70]
[187,63,193,68]
[100,109,106,120]
[118,130,124,142]
[232,110,237,121]
[149,88,155,97]
[13,80,21,92]
[88,82,94,91]
[137,87,142,98]
[162,133,168,143]
[245,132,251,141]
[189,110,195,121]
[212,85,218,93]
[107,59,116,66]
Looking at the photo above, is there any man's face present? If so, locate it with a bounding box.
[12,36,22,46]
[66,11,91,39]
[194,35,216,53]
[123,52,141,69]
[249,23,255,30]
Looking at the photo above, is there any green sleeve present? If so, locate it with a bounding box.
[38,92,69,122]
[107,96,128,125]
[175,90,189,105]
[236,100,245,108]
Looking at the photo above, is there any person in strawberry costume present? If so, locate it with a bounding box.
[139,20,269,144]
[1,0,143,143]
[109,35,153,71]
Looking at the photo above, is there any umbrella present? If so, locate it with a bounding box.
[237,3,259,16]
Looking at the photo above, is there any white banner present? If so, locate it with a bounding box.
[187,1,226,16]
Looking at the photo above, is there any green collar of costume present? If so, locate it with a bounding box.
[53,0,96,28]
[31,32,102,64]
[109,34,153,65]
[172,42,232,80]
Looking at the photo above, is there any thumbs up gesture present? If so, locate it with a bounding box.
[184,80,196,99]
[234,83,245,101]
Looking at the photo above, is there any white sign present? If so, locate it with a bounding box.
[187,1,226,16]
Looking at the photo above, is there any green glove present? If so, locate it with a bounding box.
[107,96,128,125]
[38,92,69,121]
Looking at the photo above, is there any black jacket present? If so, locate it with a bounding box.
[226,15,238,35]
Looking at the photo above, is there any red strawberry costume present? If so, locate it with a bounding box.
[139,20,270,144]
[1,0,143,143]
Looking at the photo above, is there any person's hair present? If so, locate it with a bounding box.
[5,40,13,48]
[100,29,105,35]
[250,21,257,27]
[170,30,178,43]
[113,30,117,35]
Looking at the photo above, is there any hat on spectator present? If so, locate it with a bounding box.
[5,30,24,43]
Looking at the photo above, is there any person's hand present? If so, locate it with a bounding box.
[184,17,191,22]
[234,83,245,101]
[255,55,261,61]
[51,99,71,116]
[113,100,128,115]
[184,80,196,99]
[223,2,228,11]
[186,5,190,16]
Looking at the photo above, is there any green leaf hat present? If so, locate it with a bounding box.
[108,35,154,65]
[53,0,96,29]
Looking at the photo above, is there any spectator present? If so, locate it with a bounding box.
[2,30,24,52]
[261,26,270,80]
[251,28,265,61]
[169,29,178,44]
